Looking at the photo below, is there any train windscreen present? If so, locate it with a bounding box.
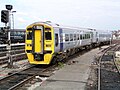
[27,31,32,40]
[45,32,51,40]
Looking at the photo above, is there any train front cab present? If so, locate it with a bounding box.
[25,24,54,64]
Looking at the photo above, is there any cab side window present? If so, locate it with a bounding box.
[45,32,52,40]
[27,31,32,40]
[55,33,59,47]
[70,34,73,41]
[65,34,69,41]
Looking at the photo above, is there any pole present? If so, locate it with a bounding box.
[7,10,13,68]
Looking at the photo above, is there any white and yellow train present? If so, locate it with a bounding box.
[25,21,112,65]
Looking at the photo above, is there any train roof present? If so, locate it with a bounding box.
[29,21,111,32]
[31,21,96,31]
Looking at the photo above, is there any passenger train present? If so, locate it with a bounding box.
[25,21,112,65]
[0,27,25,44]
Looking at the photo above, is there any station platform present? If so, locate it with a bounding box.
[34,47,101,90]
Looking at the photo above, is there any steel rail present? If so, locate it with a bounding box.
[112,45,120,75]
[0,64,56,90]
[97,44,118,90]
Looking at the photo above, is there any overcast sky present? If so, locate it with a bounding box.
[0,0,120,31]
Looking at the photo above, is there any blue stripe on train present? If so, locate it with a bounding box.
[59,28,63,51]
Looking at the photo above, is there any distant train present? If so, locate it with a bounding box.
[0,27,25,44]
[10,29,25,43]
[25,21,112,65]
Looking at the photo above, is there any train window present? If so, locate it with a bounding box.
[96,32,98,37]
[18,32,20,35]
[27,32,32,40]
[45,28,51,30]
[70,34,73,41]
[55,33,58,46]
[91,32,93,38]
[65,34,69,41]
[45,32,52,40]
[86,34,89,39]
[11,32,14,36]
[74,34,76,41]
[85,34,87,39]
[86,34,88,39]
[15,32,17,35]
[82,34,85,39]
[21,32,24,35]
[88,34,90,39]
[80,34,82,40]
[77,34,79,40]
[27,27,32,30]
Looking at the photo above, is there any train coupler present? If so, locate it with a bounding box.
[33,53,44,61]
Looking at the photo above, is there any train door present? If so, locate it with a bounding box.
[79,32,83,46]
[91,30,97,43]
[33,26,44,54]
[54,28,60,52]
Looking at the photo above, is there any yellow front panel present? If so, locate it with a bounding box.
[27,53,52,64]
[26,23,55,65]
[44,54,52,63]
[35,30,41,52]
[26,40,32,50]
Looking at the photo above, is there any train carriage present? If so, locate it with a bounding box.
[97,30,112,44]
[25,21,112,65]
[0,28,25,44]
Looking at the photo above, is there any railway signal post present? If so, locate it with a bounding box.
[1,5,14,68]
[6,5,13,68]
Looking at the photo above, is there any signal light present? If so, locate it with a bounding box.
[6,5,13,10]
[1,10,9,23]
[0,26,9,33]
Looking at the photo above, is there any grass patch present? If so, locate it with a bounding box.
[58,62,64,68]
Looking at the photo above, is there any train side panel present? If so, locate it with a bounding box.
[25,22,112,65]
[80,31,92,46]
[97,31,111,43]
[54,27,60,53]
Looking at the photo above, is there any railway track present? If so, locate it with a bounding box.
[0,64,56,90]
[98,44,120,90]
[0,43,98,90]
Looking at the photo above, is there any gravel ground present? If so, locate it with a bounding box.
[0,45,110,90]
[100,61,120,90]
[0,59,30,79]
[85,58,98,90]
[85,46,109,90]
[86,45,120,90]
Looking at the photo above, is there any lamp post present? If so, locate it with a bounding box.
[11,11,16,31]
